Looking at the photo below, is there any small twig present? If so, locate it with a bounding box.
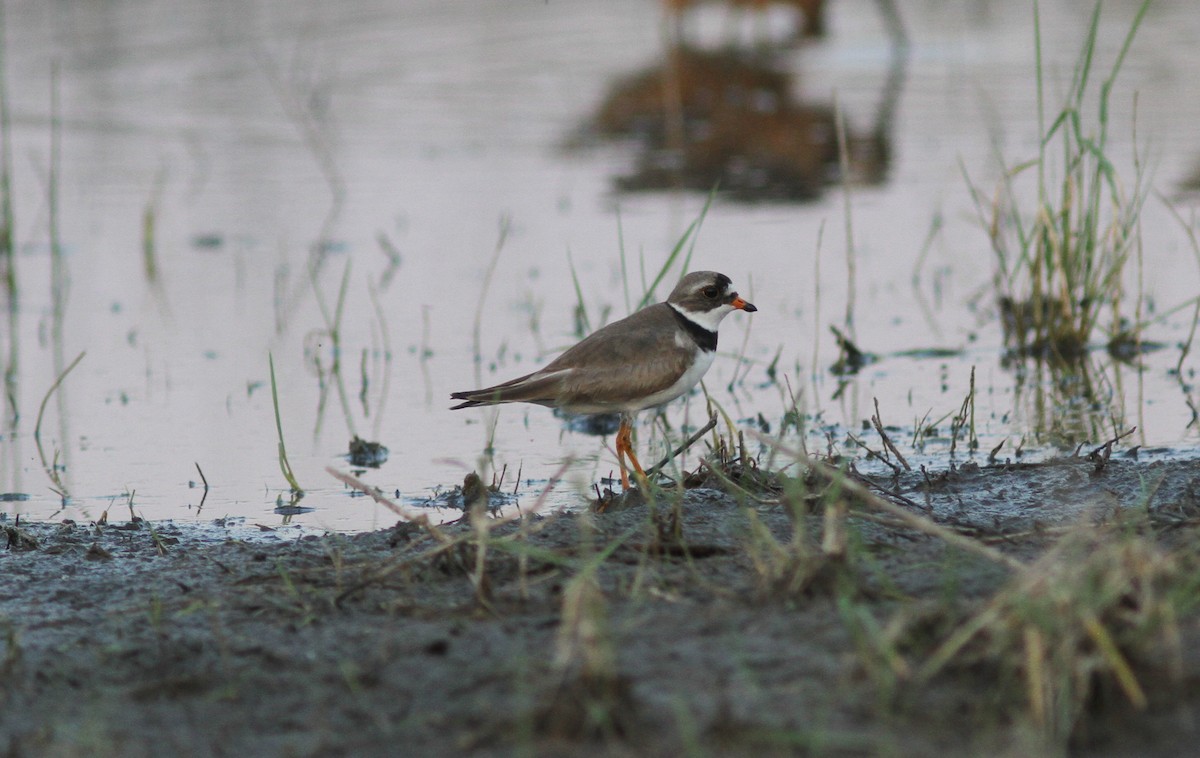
[646,413,719,478]
[194,461,210,510]
[949,366,978,457]
[327,466,448,543]
[845,431,901,477]
[871,397,911,471]
[987,439,1006,465]
[1086,427,1137,471]
[146,516,169,557]
[749,431,1025,571]
[329,464,564,608]
[194,461,209,491]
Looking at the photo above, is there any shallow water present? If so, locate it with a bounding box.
[1,0,1198,531]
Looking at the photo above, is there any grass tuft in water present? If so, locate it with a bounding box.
[969,1,1151,361]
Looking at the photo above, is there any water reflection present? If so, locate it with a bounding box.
[0,0,1193,530]
[45,65,73,505]
[1008,354,1131,451]
[569,39,905,202]
[664,0,830,42]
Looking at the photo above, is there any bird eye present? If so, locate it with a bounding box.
[702,286,719,299]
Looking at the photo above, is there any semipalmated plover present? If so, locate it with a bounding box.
[451,270,756,489]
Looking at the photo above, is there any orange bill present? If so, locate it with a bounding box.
[731,295,757,312]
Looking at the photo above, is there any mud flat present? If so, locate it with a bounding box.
[3,455,1200,756]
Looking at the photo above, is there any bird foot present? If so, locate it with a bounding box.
[594,485,647,514]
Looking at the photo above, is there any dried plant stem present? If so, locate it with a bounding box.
[870,397,910,471]
[750,431,1025,571]
[646,413,718,478]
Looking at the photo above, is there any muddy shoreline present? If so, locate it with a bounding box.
[4,455,1200,756]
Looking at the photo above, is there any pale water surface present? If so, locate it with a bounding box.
[1,0,1199,531]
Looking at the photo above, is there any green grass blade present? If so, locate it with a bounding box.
[635,186,716,310]
[269,352,303,495]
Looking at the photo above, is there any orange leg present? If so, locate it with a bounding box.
[615,416,646,490]
[615,418,631,490]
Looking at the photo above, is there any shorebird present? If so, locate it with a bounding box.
[451,270,756,489]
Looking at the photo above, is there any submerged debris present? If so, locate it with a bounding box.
[347,436,390,468]
[3,525,38,551]
[418,471,519,517]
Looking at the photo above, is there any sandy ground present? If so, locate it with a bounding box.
[3,454,1200,757]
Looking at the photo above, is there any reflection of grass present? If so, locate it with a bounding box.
[968,2,1151,360]
[1011,351,1125,448]
[309,259,355,439]
[142,167,166,286]
[0,4,14,429]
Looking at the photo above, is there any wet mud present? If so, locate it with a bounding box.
[3,456,1200,756]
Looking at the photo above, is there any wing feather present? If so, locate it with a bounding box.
[450,303,700,411]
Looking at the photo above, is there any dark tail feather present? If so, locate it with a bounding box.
[449,386,520,410]
[449,393,485,410]
[449,370,561,410]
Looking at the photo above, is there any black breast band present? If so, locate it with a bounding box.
[671,308,718,352]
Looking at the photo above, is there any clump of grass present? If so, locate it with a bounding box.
[751,431,1025,585]
[539,551,640,742]
[969,1,1151,360]
[329,462,567,608]
[948,366,978,457]
[710,437,863,598]
[917,525,1198,747]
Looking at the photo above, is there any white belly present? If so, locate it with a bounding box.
[626,348,715,412]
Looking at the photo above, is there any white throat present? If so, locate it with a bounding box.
[669,301,734,334]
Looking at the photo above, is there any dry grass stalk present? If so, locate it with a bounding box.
[917,526,1190,743]
[748,430,1025,572]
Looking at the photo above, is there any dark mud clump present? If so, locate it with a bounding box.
[3,456,1200,756]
